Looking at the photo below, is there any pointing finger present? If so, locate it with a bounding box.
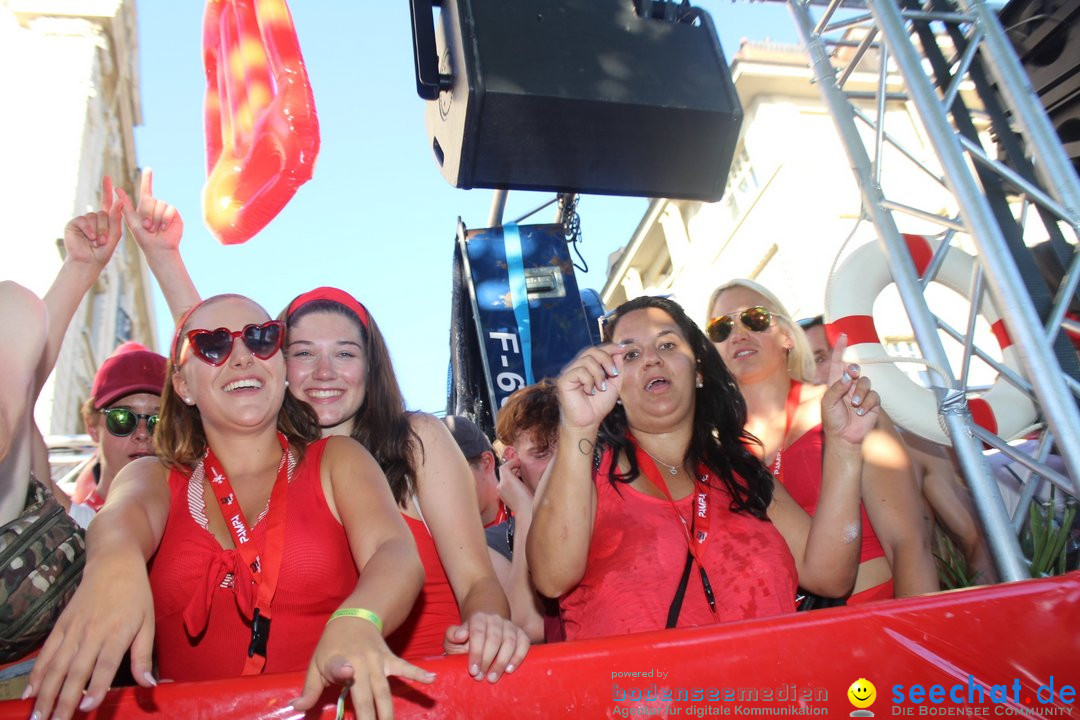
[826,332,849,386]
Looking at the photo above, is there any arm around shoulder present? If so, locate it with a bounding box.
[322,435,423,633]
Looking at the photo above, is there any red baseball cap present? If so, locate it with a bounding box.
[90,341,168,408]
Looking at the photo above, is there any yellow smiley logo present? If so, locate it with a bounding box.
[848,678,877,709]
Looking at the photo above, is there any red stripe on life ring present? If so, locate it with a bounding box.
[827,316,879,346]
[968,398,998,435]
[990,319,1013,350]
[903,234,933,278]
[1067,312,1080,352]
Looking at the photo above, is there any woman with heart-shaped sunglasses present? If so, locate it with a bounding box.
[26,293,434,720]
[120,173,529,688]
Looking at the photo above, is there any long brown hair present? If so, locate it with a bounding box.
[155,295,321,469]
[284,296,421,505]
[599,296,773,519]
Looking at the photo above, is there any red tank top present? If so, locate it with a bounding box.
[560,458,797,641]
[780,425,886,565]
[149,438,358,680]
[387,514,460,658]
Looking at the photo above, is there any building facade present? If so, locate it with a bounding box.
[602,38,1003,388]
[0,0,156,435]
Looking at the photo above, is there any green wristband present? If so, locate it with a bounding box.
[328,607,383,633]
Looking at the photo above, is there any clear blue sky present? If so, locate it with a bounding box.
[134,1,797,412]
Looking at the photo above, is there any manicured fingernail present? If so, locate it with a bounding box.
[488,671,498,683]
[506,664,516,673]
[849,363,860,375]
[20,684,31,700]
[144,671,158,687]
[856,408,866,416]
[470,664,479,675]
[610,367,619,376]
[600,381,607,391]
[841,372,852,384]
[28,712,39,720]
[79,694,95,711]
[589,388,596,396]
[852,395,862,405]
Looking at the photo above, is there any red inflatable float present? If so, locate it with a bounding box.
[202,0,319,245]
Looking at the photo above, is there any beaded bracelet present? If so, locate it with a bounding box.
[327,607,383,633]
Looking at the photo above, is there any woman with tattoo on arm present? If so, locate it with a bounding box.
[528,296,879,638]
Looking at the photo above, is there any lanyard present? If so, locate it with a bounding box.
[628,436,718,621]
[487,501,510,528]
[771,381,803,486]
[83,489,106,512]
[203,431,290,674]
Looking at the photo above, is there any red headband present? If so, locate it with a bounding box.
[170,301,205,363]
[286,287,371,329]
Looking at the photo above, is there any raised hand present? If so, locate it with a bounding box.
[442,611,530,683]
[556,344,626,431]
[496,452,535,514]
[821,334,881,446]
[61,176,124,271]
[116,167,183,254]
[291,617,435,720]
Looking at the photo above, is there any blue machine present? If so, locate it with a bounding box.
[448,221,604,436]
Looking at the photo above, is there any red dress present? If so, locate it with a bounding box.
[387,514,461,658]
[149,438,359,680]
[780,424,890,604]
[560,452,797,641]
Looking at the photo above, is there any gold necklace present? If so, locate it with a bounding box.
[641,446,681,476]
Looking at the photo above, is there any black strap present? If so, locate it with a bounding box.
[665,549,695,628]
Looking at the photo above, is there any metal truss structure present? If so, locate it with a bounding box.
[781,0,1080,581]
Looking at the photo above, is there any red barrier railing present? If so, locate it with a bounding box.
[3,573,1076,718]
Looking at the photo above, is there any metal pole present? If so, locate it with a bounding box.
[868,0,1080,499]
[488,189,508,227]
[787,0,1029,581]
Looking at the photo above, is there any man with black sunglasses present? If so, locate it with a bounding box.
[66,342,166,528]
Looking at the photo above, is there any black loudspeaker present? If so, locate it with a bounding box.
[1000,0,1080,175]
[410,0,743,201]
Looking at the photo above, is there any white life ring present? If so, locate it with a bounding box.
[825,233,1037,446]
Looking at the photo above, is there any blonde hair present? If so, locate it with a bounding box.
[706,279,816,383]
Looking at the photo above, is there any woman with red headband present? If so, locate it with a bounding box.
[26,294,432,720]
[123,179,528,682]
[705,279,938,603]
[282,288,529,681]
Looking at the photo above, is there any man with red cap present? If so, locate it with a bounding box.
[66,342,166,528]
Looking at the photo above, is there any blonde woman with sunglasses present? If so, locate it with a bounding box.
[27,294,433,720]
[706,279,938,603]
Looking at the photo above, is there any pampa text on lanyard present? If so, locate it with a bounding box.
[628,436,719,621]
[203,431,291,674]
